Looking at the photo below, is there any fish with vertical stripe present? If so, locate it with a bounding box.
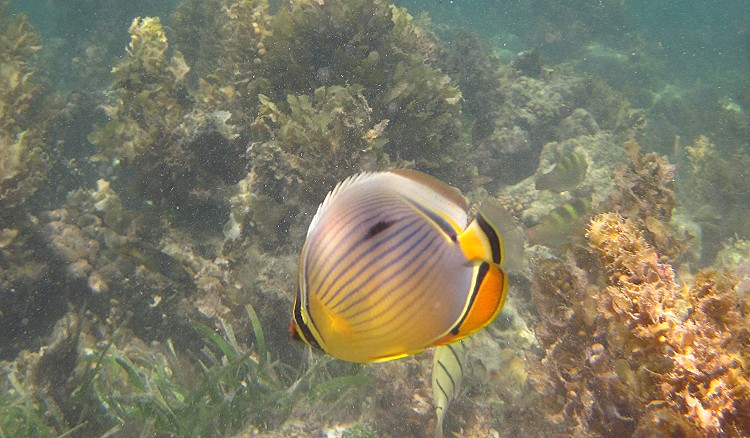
[290,170,508,363]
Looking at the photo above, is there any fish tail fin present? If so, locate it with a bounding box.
[432,341,468,438]
[461,198,527,273]
[435,407,445,438]
[457,212,504,265]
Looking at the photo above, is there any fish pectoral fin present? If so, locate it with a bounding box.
[323,310,354,340]
[311,297,355,344]
[457,213,503,265]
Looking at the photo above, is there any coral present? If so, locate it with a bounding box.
[0,312,79,436]
[88,17,190,164]
[91,179,125,233]
[0,132,47,217]
[258,0,465,181]
[172,0,271,124]
[228,83,394,250]
[677,135,750,262]
[42,189,113,295]
[0,2,49,223]
[526,212,750,436]
[608,140,685,259]
[432,28,505,120]
[252,85,391,201]
[8,1,747,436]
[472,69,588,186]
[556,108,600,140]
[590,213,750,436]
[89,16,247,228]
[0,3,75,361]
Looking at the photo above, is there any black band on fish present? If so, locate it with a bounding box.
[437,359,457,395]
[363,220,396,240]
[446,343,464,376]
[476,213,502,265]
[292,292,322,350]
[449,262,490,335]
[405,196,458,241]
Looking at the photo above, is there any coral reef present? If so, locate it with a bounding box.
[0,2,74,361]
[3,0,749,436]
[0,1,49,224]
[88,16,247,229]
[257,0,465,182]
[607,140,692,262]
[474,69,586,186]
[676,135,750,263]
[526,212,750,436]
[88,17,188,164]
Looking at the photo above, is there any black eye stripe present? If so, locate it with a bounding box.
[363,220,396,240]
[293,285,321,350]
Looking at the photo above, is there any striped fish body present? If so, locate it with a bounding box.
[535,149,588,192]
[527,197,591,248]
[291,170,507,363]
[433,340,468,438]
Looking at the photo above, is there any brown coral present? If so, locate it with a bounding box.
[608,140,685,260]
[526,212,750,436]
[587,213,750,436]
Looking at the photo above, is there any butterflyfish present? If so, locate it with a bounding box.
[535,149,588,192]
[432,340,468,438]
[290,170,507,363]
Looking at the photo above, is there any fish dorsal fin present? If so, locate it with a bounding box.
[307,172,376,237]
[389,169,467,211]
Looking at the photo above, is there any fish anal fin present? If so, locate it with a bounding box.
[369,351,413,363]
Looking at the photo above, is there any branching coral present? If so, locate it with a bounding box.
[608,140,684,259]
[589,213,750,436]
[526,212,750,436]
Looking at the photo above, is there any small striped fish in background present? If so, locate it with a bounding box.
[526,197,592,248]
[290,170,508,364]
[535,148,588,193]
